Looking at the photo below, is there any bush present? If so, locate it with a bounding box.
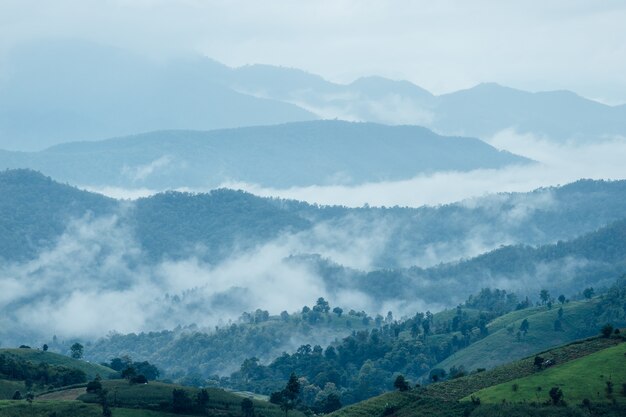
[549,387,564,405]
[130,374,148,384]
[601,324,614,338]
[86,379,103,393]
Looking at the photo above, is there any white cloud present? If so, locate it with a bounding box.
[216,132,626,207]
[0,1,625,102]
[122,155,173,182]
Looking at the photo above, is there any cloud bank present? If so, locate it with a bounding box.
[216,131,626,207]
[1,1,625,103]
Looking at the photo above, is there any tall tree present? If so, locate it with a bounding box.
[70,343,84,359]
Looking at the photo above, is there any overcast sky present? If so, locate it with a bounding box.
[1,0,625,103]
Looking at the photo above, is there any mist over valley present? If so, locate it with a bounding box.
[1,3,626,415]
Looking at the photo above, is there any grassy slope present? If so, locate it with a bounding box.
[0,379,305,417]
[436,299,604,373]
[329,337,623,417]
[0,380,25,399]
[0,400,198,417]
[0,348,115,379]
[78,379,304,417]
[467,343,626,404]
[425,337,623,401]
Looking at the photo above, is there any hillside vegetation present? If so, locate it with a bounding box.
[330,336,626,417]
[468,343,626,404]
[0,348,115,380]
[436,298,606,372]
[0,120,529,189]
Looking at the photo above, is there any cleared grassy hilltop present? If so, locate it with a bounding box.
[329,335,626,417]
[0,348,303,417]
[436,298,610,373]
[467,342,626,405]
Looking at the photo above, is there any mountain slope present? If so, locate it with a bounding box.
[466,342,626,404]
[0,348,115,380]
[329,336,625,417]
[3,40,624,150]
[227,66,626,142]
[433,83,626,141]
[0,120,529,189]
[0,40,315,151]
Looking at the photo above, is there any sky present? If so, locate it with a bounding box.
[1,1,626,103]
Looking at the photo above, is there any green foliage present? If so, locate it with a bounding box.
[89,303,375,387]
[601,324,614,338]
[0,352,87,391]
[0,348,113,381]
[241,397,255,417]
[436,279,626,373]
[465,343,626,404]
[70,343,83,360]
[76,379,301,417]
[394,375,410,392]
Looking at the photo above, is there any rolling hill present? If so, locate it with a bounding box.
[329,336,626,417]
[0,346,304,417]
[466,342,626,404]
[0,348,115,380]
[3,170,626,268]
[0,120,529,189]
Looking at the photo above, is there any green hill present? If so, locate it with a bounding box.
[329,336,626,417]
[0,120,529,189]
[435,297,624,374]
[466,342,626,405]
[77,379,302,417]
[0,348,115,380]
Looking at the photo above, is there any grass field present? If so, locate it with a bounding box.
[425,336,623,401]
[2,378,304,417]
[0,348,115,379]
[78,379,304,417]
[329,336,626,417]
[37,386,86,400]
[0,399,200,416]
[0,399,102,417]
[0,379,25,400]
[465,343,626,405]
[436,299,612,373]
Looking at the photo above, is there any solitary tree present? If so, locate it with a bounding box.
[394,375,410,392]
[315,297,330,313]
[86,375,103,393]
[601,324,614,338]
[241,398,255,417]
[549,387,564,405]
[539,289,550,305]
[98,388,111,417]
[42,344,49,352]
[558,294,566,304]
[172,389,192,413]
[281,373,301,417]
[196,389,209,409]
[519,319,529,335]
[583,287,595,300]
[70,342,84,359]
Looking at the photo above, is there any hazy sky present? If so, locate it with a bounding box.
[1,0,626,103]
